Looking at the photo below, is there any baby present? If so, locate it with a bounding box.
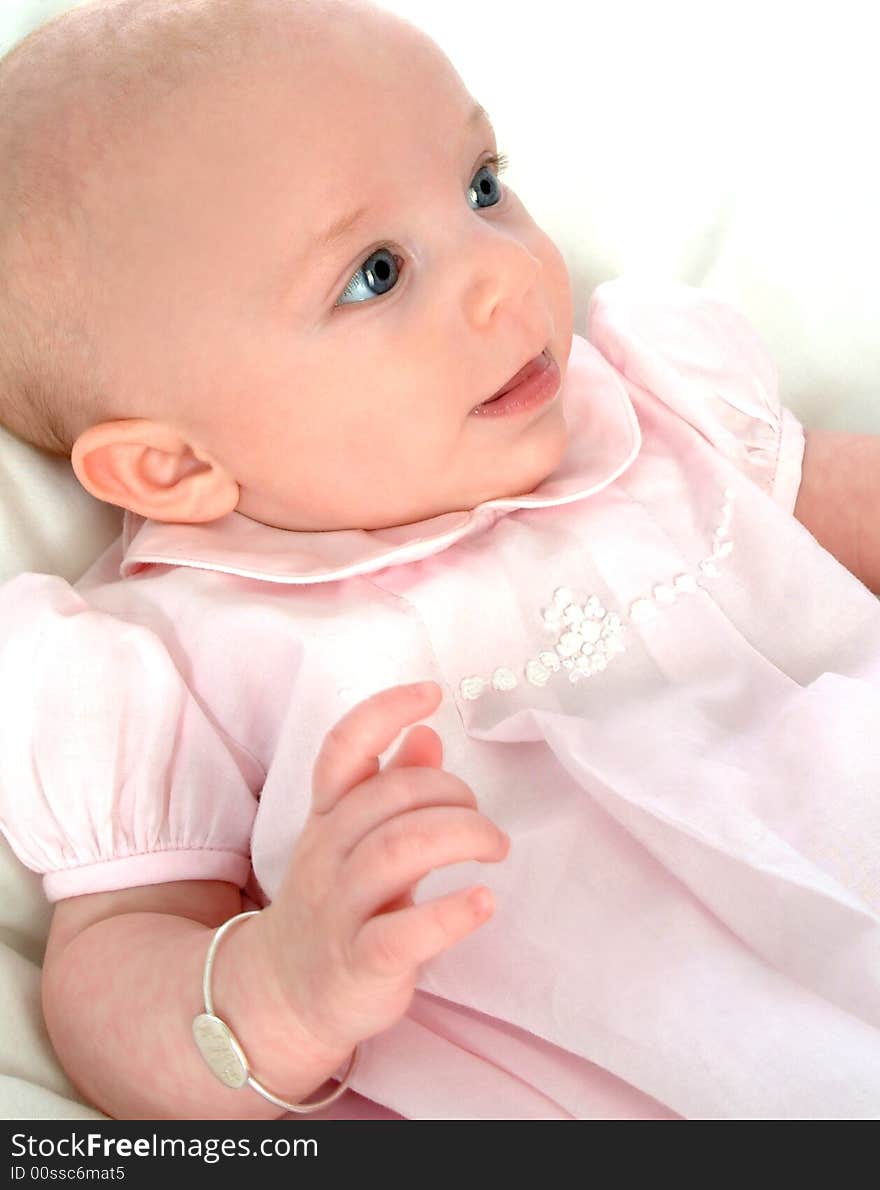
[1,0,879,1122]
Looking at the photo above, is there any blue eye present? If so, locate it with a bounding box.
[335,247,401,306]
[334,157,507,307]
[468,163,504,209]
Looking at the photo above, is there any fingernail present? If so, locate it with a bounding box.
[413,681,438,696]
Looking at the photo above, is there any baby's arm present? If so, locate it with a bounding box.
[42,880,355,1119]
[43,682,508,1120]
[795,430,880,595]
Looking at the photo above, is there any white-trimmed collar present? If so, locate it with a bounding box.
[120,333,641,585]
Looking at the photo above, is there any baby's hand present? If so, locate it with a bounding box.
[259,682,509,1053]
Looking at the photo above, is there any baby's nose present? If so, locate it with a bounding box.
[462,238,542,329]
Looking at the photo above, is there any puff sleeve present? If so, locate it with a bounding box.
[0,573,261,902]
[587,279,806,513]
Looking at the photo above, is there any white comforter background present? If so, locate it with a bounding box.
[1,0,878,1119]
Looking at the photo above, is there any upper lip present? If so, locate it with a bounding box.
[479,345,550,407]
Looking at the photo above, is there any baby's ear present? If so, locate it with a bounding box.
[70,420,240,523]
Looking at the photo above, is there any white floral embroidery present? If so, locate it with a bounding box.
[460,676,487,700]
[492,667,518,692]
[625,487,735,626]
[458,487,736,700]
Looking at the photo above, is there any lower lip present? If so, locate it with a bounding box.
[469,350,561,418]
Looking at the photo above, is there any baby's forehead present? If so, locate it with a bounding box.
[137,11,469,175]
[14,0,453,146]
[1,0,471,295]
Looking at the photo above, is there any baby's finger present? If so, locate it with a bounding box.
[311,682,442,816]
[330,766,478,861]
[351,886,496,979]
[385,723,443,771]
[340,805,509,922]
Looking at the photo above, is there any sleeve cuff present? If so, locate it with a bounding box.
[43,849,252,903]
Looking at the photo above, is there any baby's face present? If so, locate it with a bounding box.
[75,4,573,531]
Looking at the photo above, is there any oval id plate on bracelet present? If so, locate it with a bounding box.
[192,1013,249,1089]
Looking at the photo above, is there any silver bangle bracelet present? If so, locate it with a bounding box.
[192,909,359,1114]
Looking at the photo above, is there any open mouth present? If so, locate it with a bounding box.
[470,348,560,417]
[483,351,550,402]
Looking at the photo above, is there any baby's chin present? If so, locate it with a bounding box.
[484,413,571,504]
[524,389,570,475]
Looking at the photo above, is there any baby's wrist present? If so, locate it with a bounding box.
[208,912,354,1097]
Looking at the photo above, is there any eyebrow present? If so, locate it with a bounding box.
[309,101,493,258]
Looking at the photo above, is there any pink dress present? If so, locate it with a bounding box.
[2,280,879,1120]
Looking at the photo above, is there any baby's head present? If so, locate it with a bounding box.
[0,0,573,531]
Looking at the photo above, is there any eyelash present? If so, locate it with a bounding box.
[332,152,510,311]
[484,152,510,176]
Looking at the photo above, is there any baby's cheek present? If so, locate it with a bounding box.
[540,236,574,359]
[544,235,573,307]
